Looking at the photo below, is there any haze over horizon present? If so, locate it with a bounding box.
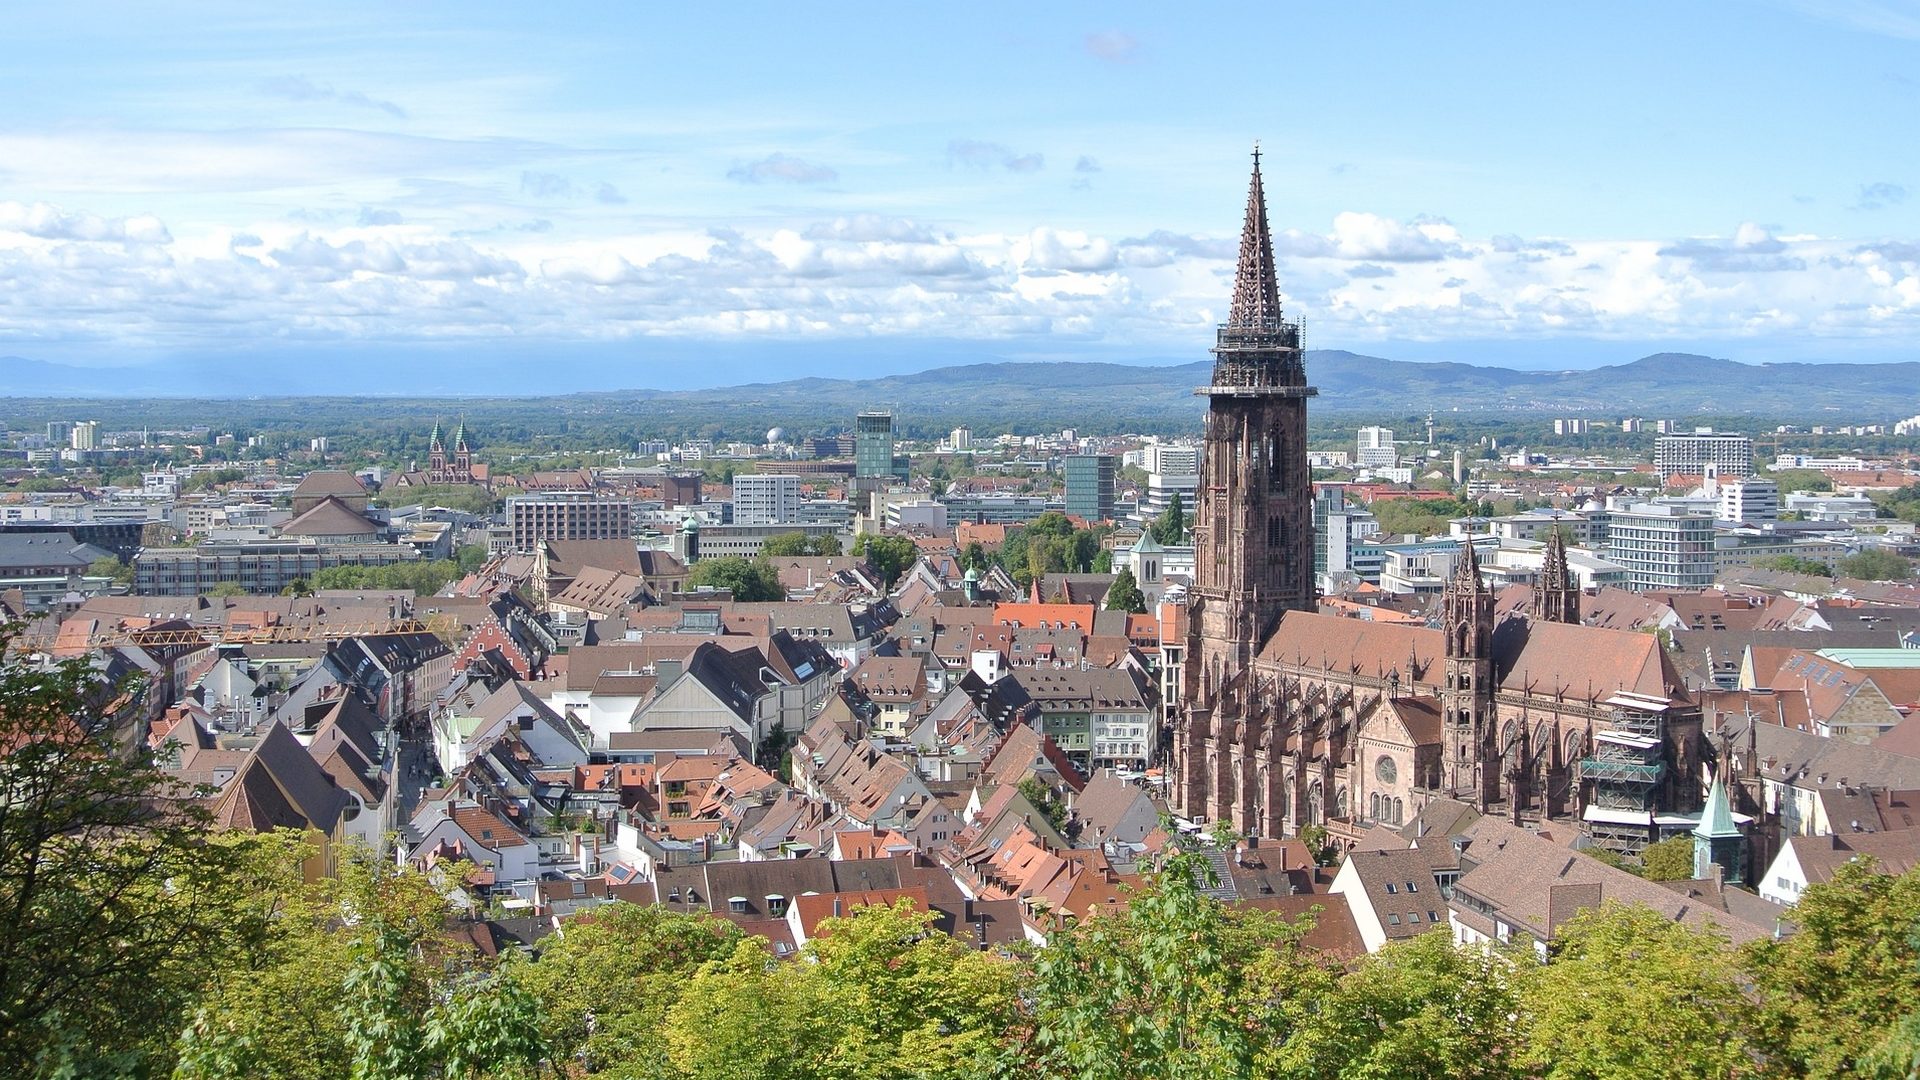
[5,2,1920,389]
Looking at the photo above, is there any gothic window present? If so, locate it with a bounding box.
[1370,792,1382,821]
[1307,780,1323,822]
[1565,731,1584,763]
[1375,755,1398,785]
[1336,786,1349,817]
[1392,798,1404,825]
[1268,517,1282,547]
[1502,721,1517,751]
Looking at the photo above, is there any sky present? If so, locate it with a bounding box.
[4,1,1920,391]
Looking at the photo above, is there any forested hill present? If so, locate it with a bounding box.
[7,350,1920,437]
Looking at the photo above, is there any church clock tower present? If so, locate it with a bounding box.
[1186,148,1318,702]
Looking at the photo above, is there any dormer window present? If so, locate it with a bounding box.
[728,896,749,915]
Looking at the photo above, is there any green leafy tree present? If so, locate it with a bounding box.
[1744,860,1920,1077]
[1106,566,1147,614]
[207,581,249,597]
[454,545,489,574]
[762,532,843,557]
[961,541,990,573]
[1515,903,1751,1080]
[1637,836,1696,882]
[309,560,462,596]
[1755,555,1834,578]
[761,532,816,557]
[178,849,546,1080]
[1023,839,1326,1079]
[1016,776,1068,833]
[1767,468,1835,494]
[1277,930,1519,1080]
[515,903,745,1076]
[1838,548,1913,582]
[686,556,784,601]
[87,555,134,585]
[851,533,918,589]
[1091,548,1114,574]
[0,631,295,1073]
[1153,491,1186,545]
[664,901,1020,1079]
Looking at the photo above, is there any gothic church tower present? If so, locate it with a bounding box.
[1185,149,1318,706]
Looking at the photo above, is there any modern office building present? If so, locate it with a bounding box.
[731,473,802,526]
[856,409,890,480]
[508,492,634,551]
[1654,428,1752,482]
[1064,454,1116,522]
[1356,426,1397,467]
[1606,503,1718,591]
[134,540,421,595]
[1313,484,1381,580]
[1717,476,1779,523]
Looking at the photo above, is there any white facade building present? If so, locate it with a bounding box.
[731,473,802,526]
[1718,477,1780,523]
[1356,426,1397,468]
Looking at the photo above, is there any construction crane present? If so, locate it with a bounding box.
[78,615,461,650]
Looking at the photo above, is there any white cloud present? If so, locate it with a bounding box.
[947,140,1045,173]
[1084,30,1141,63]
[727,154,838,184]
[256,75,407,119]
[0,201,171,244]
[0,196,1918,356]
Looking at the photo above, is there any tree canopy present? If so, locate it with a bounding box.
[761,532,843,557]
[1105,566,1147,613]
[686,556,784,601]
[850,533,917,589]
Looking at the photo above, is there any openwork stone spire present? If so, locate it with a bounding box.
[1228,145,1283,329]
[1453,537,1483,588]
[1542,528,1570,589]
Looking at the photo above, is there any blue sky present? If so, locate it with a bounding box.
[4,1,1920,390]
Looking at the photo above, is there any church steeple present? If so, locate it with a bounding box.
[1533,527,1582,625]
[1177,147,1318,832]
[1692,773,1745,883]
[1229,146,1283,329]
[429,419,443,453]
[1442,538,1496,807]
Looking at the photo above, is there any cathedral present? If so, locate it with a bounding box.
[427,419,474,485]
[1172,155,1705,852]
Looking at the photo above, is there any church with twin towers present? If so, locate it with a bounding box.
[1173,152,1706,853]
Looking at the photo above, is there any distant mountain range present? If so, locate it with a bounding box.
[595,350,1920,423]
[5,351,1919,428]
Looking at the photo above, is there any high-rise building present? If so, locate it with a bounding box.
[949,426,972,451]
[1185,150,1317,699]
[1654,428,1753,482]
[68,421,98,451]
[732,473,802,525]
[1356,426,1396,468]
[855,412,893,478]
[1063,454,1116,522]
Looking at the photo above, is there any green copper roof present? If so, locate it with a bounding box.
[1693,774,1741,840]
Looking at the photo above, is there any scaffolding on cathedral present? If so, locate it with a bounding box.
[1579,691,1673,854]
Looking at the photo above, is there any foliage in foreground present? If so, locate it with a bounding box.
[6,631,1920,1078]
